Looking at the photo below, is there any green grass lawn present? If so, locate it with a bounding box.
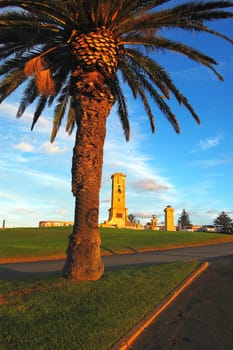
[0,226,232,261]
[0,261,199,350]
[0,227,68,259]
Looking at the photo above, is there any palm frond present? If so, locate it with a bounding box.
[0,0,70,27]
[0,43,31,60]
[0,69,25,103]
[116,1,233,35]
[0,56,26,76]
[186,23,233,45]
[123,33,224,78]
[17,79,38,117]
[31,96,47,130]
[110,74,130,141]
[36,69,55,96]
[124,48,171,97]
[137,72,180,133]
[110,0,170,28]
[124,48,201,125]
[66,99,77,134]
[119,63,139,99]
[50,87,70,142]
[120,58,179,133]
[24,56,44,77]
[137,86,156,133]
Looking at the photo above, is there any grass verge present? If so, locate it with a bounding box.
[0,261,199,350]
[0,227,232,261]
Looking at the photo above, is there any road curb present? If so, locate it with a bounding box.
[110,261,209,350]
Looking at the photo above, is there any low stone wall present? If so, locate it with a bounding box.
[39,221,73,227]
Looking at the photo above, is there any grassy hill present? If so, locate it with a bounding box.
[0,226,232,262]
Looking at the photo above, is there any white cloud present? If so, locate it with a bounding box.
[41,141,68,154]
[198,135,222,151]
[133,212,157,219]
[193,157,233,167]
[58,209,69,216]
[2,165,70,190]
[14,142,35,152]
[104,129,172,187]
[206,209,219,215]
[131,179,170,192]
[0,101,18,118]
[28,169,70,189]
[207,209,233,216]
[17,207,39,215]
[1,101,74,142]
[194,180,213,194]
[0,190,24,201]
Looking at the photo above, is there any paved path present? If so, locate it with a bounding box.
[129,254,233,350]
[0,242,233,280]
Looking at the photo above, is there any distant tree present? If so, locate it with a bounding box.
[178,209,191,229]
[214,211,233,233]
[128,213,136,223]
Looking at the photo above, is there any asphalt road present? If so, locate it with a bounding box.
[129,254,233,350]
[0,241,233,280]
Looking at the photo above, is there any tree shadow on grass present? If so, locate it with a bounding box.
[123,246,139,253]
[101,246,139,255]
[101,246,117,255]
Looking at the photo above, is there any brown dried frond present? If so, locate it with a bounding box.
[24,56,44,77]
[36,69,55,96]
[0,294,7,305]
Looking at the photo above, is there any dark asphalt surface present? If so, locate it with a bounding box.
[0,241,233,280]
[129,254,233,350]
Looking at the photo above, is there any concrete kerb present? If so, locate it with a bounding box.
[110,260,209,350]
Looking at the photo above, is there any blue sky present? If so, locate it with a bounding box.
[0,18,232,228]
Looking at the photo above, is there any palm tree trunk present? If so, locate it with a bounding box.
[63,89,113,281]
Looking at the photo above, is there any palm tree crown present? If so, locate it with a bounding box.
[0,0,232,140]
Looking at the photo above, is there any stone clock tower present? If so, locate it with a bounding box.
[164,205,175,231]
[103,173,129,227]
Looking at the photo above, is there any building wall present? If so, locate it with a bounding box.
[39,221,73,227]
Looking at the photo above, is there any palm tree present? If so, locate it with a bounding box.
[0,1,232,280]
